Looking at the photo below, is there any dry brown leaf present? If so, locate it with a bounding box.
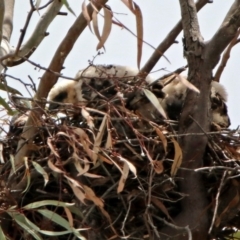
[47,138,60,158]
[83,172,104,178]
[170,138,182,177]
[0,143,4,163]
[134,2,143,69]
[68,180,86,204]
[151,196,172,220]
[90,1,99,12]
[64,207,73,228]
[118,156,137,178]
[72,128,92,158]
[99,206,117,235]
[121,0,135,13]
[98,153,113,165]
[97,6,112,50]
[73,155,90,176]
[153,160,164,174]
[117,162,129,193]
[83,185,104,207]
[102,151,123,173]
[177,75,200,94]
[154,127,167,154]
[105,129,112,149]
[92,115,107,164]
[81,107,94,129]
[48,159,64,173]
[161,74,177,86]
[82,0,93,33]
[92,9,102,50]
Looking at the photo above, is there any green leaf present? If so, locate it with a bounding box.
[32,161,49,187]
[8,212,42,240]
[37,209,71,230]
[23,200,75,209]
[143,89,167,119]
[61,0,76,16]
[0,82,22,95]
[35,0,42,10]
[37,209,87,239]
[9,154,16,174]
[0,226,6,240]
[0,96,15,115]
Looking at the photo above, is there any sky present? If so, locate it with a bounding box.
[5,0,240,128]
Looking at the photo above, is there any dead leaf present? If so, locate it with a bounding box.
[117,162,129,193]
[121,0,135,13]
[97,6,112,50]
[177,75,200,94]
[99,206,117,235]
[48,159,64,173]
[154,127,167,154]
[153,160,164,174]
[118,156,137,178]
[82,107,94,129]
[82,0,93,33]
[68,180,86,204]
[64,207,73,228]
[47,138,60,158]
[92,115,107,164]
[170,138,182,177]
[151,196,172,220]
[134,2,143,69]
[83,185,104,207]
[92,9,102,50]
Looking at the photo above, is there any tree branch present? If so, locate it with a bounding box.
[140,0,211,74]
[13,0,108,168]
[214,28,240,82]
[6,0,63,66]
[206,0,240,69]
[159,1,209,239]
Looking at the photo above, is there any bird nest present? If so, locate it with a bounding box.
[1,83,240,240]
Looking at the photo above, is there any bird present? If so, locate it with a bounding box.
[48,64,155,110]
[159,76,230,128]
[47,65,230,128]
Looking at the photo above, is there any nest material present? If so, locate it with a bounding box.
[1,77,240,240]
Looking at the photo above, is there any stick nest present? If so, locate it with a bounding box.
[1,78,240,240]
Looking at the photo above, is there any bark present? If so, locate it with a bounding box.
[160,0,240,239]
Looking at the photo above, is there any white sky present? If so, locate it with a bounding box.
[5,0,240,128]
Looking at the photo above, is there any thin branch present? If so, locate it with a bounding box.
[214,28,240,82]
[140,0,210,74]
[153,215,192,240]
[6,0,63,66]
[206,0,240,69]
[208,171,227,234]
[14,0,108,167]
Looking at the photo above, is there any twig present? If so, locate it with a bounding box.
[208,170,227,234]
[153,215,192,240]
[141,0,210,74]
[214,28,240,82]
